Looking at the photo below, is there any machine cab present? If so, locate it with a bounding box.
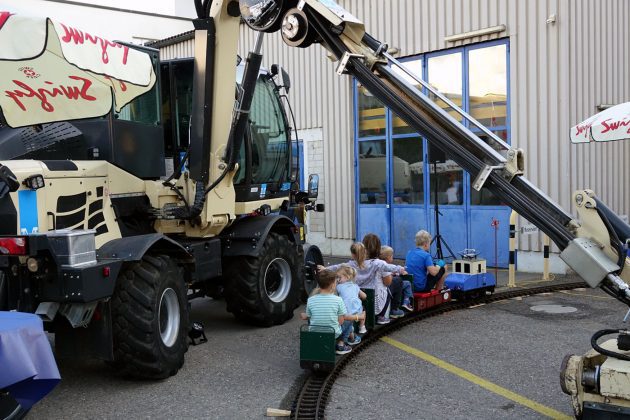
[160,58,295,204]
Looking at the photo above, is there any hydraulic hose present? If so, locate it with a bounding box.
[591,329,630,361]
[170,34,264,220]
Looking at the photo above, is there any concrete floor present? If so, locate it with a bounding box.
[28,269,610,419]
[326,287,626,419]
[30,297,307,419]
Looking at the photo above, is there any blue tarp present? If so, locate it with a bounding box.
[0,311,60,409]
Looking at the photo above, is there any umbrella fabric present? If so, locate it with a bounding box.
[0,311,60,409]
[0,11,156,128]
[571,101,630,143]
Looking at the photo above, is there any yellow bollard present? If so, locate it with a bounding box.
[543,235,550,281]
[508,210,517,287]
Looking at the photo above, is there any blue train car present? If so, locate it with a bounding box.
[445,257,496,298]
[445,272,495,297]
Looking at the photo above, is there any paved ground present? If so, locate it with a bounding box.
[30,296,307,419]
[326,287,626,419]
[28,262,598,419]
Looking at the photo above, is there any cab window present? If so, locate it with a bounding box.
[249,75,289,185]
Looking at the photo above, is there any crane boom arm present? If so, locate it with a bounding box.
[241,0,630,306]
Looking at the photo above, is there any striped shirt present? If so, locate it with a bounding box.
[306,293,347,337]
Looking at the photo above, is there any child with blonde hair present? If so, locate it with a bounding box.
[380,246,414,312]
[336,264,367,339]
[318,241,406,325]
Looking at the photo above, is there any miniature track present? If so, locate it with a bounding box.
[291,281,587,419]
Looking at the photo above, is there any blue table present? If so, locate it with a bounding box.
[0,312,60,410]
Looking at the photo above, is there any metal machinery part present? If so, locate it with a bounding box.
[0,0,324,379]
[561,340,630,417]
[235,0,630,415]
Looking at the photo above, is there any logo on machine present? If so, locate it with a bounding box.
[4,75,97,113]
[19,67,40,79]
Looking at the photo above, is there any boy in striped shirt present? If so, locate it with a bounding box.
[301,270,365,355]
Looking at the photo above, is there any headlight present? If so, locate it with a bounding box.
[239,0,286,32]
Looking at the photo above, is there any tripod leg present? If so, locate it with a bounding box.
[435,236,444,260]
[440,236,457,261]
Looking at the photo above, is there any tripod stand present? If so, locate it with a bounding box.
[430,160,456,262]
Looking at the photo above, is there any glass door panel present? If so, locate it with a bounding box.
[358,85,386,138]
[358,140,387,204]
[469,44,508,128]
[357,139,390,245]
[391,135,427,257]
[427,53,463,122]
[391,58,423,135]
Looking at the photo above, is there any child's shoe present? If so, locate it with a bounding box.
[358,325,368,334]
[335,343,352,355]
[347,335,362,346]
[390,309,405,318]
[376,316,391,325]
[401,300,413,312]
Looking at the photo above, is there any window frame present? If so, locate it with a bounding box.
[354,38,511,211]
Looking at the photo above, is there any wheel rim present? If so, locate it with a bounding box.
[158,287,180,347]
[264,258,292,303]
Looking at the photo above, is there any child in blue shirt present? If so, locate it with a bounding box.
[406,230,447,292]
[301,270,365,355]
[335,265,367,341]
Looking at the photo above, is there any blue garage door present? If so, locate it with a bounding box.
[355,40,510,267]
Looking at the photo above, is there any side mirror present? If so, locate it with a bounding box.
[271,64,291,94]
[280,67,291,93]
[308,174,319,199]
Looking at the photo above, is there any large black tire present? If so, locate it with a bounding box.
[224,232,301,326]
[302,244,323,302]
[111,254,189,379]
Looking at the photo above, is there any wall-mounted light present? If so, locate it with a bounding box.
[546,14,557,25]
[445,24,506,43]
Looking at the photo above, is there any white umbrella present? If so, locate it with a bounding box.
[0,11,156,128]
[570,102,630,143]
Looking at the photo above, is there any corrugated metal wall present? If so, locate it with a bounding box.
[160,39,195,60]
[568,0,630,248]
[161,0,630,251]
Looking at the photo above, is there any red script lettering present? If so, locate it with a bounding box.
[59,24,129,65]
[4,76,97,113]
[600,118,630,135]
[0,11,13,30]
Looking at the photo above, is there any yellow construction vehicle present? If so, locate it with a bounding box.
[1,1,629,413]
[0,1,324,379]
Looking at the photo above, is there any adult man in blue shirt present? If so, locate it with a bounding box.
[405,230,447,292]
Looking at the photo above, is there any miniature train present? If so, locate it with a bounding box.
[300,257,496,372]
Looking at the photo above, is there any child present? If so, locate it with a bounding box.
[335,265,367,338]
[362,234,405,320]
[406,230,448,292]
[380,246,414,312]
[319,242,406,325]
[300,270,365,355]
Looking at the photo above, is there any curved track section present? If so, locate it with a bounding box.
[291,281,587,419]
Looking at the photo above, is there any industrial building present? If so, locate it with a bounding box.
[153,0,630,272]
